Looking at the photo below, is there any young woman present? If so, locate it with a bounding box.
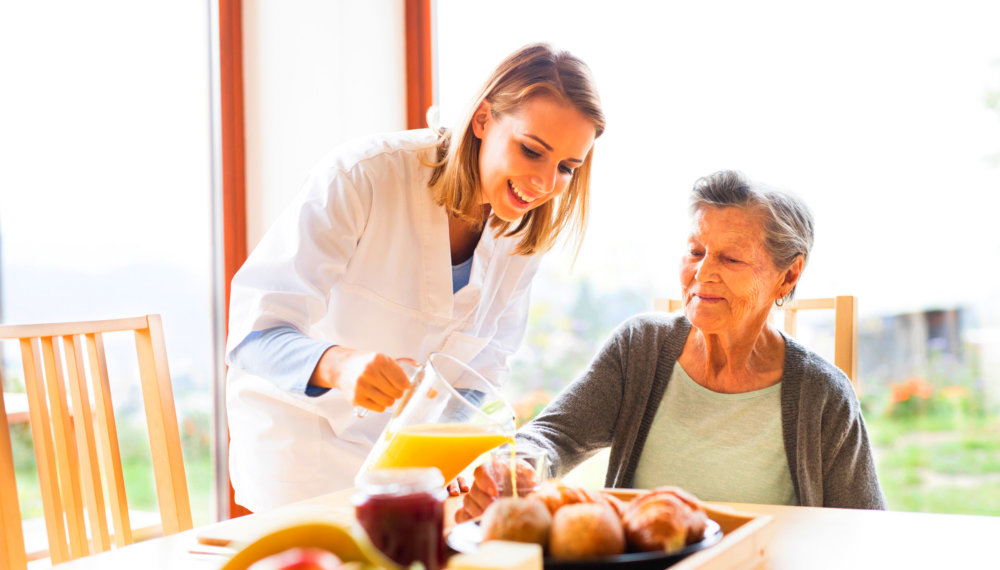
[225,43,606,511]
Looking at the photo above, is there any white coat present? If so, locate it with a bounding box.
[226,129,541,511]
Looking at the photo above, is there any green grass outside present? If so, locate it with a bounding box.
[10,409,214,530]
[866,413,1000,515]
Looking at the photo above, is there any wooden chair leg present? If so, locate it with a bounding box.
[1,380,28,570]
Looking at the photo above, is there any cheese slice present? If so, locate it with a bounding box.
[445,540,543,570]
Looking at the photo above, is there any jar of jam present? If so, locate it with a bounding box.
[353,467,447,570]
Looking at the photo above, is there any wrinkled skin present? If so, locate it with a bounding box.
[679,206,803,393]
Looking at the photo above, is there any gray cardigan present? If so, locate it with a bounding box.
[519,313,887,510]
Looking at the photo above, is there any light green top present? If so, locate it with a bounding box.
[632,363,798,505]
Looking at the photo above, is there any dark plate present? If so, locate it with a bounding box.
[447,518,723,570]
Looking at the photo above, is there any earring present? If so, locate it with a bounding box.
[775,297,785,307]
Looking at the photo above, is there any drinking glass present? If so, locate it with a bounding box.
[485,444,550,498]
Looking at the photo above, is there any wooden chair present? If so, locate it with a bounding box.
[0,315,192,569]
[654,296,859,391]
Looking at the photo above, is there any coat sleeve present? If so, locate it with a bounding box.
[465,256,541,386]
[516,324,627,478]
[226,162,371,360]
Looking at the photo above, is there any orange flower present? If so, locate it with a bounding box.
[889,381,911,404]
[891,377,934,402]
[912,378,933,400]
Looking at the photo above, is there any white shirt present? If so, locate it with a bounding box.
[226,129,541,511]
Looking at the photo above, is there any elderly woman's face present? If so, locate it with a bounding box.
[680,206,788,334]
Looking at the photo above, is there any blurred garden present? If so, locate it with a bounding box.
[863,367,1000,514]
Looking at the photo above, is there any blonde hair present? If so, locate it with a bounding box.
[427,43,606,256]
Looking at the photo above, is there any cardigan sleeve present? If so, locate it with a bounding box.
[788,343,888,510]
[820,389,888,509]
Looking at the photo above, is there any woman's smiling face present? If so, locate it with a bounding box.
[680,206,790,335]
[472,94,596,222]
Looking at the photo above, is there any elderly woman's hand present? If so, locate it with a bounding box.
[455,457,541,522]
[455,463,500,523]
[446,475,470,496]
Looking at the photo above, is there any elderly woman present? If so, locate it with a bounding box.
[458,170,886,520]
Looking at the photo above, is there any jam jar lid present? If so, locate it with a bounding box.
[354,467,446,497]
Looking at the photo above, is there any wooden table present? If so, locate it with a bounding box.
[50,492,1000,569]
[715,502,999,568]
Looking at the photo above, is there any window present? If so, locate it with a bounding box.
[437,0,1000,514]
[0,1,217,534]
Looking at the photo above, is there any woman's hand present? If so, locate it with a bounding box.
[446,475,470,497]
[456,462,500,523]
[310,346,414,413]
[455,458,540,522]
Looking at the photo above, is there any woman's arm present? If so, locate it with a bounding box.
[227,326,333,395]
[225,160,415,410]
[457,330,627,521]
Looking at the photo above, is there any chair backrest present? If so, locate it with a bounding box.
[0,315,192,569]
[654,296,859,391]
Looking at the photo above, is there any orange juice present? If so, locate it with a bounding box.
[370,424,512,484]
[510,444,518,498]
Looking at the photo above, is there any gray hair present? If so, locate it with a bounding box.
[690,170,814,303]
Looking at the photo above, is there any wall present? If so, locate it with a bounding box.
[242,0,408,247]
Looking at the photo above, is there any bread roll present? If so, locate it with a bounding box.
[480,497,552,547]
[548,502,625,559]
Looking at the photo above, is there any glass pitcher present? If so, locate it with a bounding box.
[357,352,516,485]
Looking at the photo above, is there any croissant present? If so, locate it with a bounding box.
[650,486,704,512]
[527,481,621,516]
[622,488,708,553]
[525,481,565,514]
[599,491,626,519]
